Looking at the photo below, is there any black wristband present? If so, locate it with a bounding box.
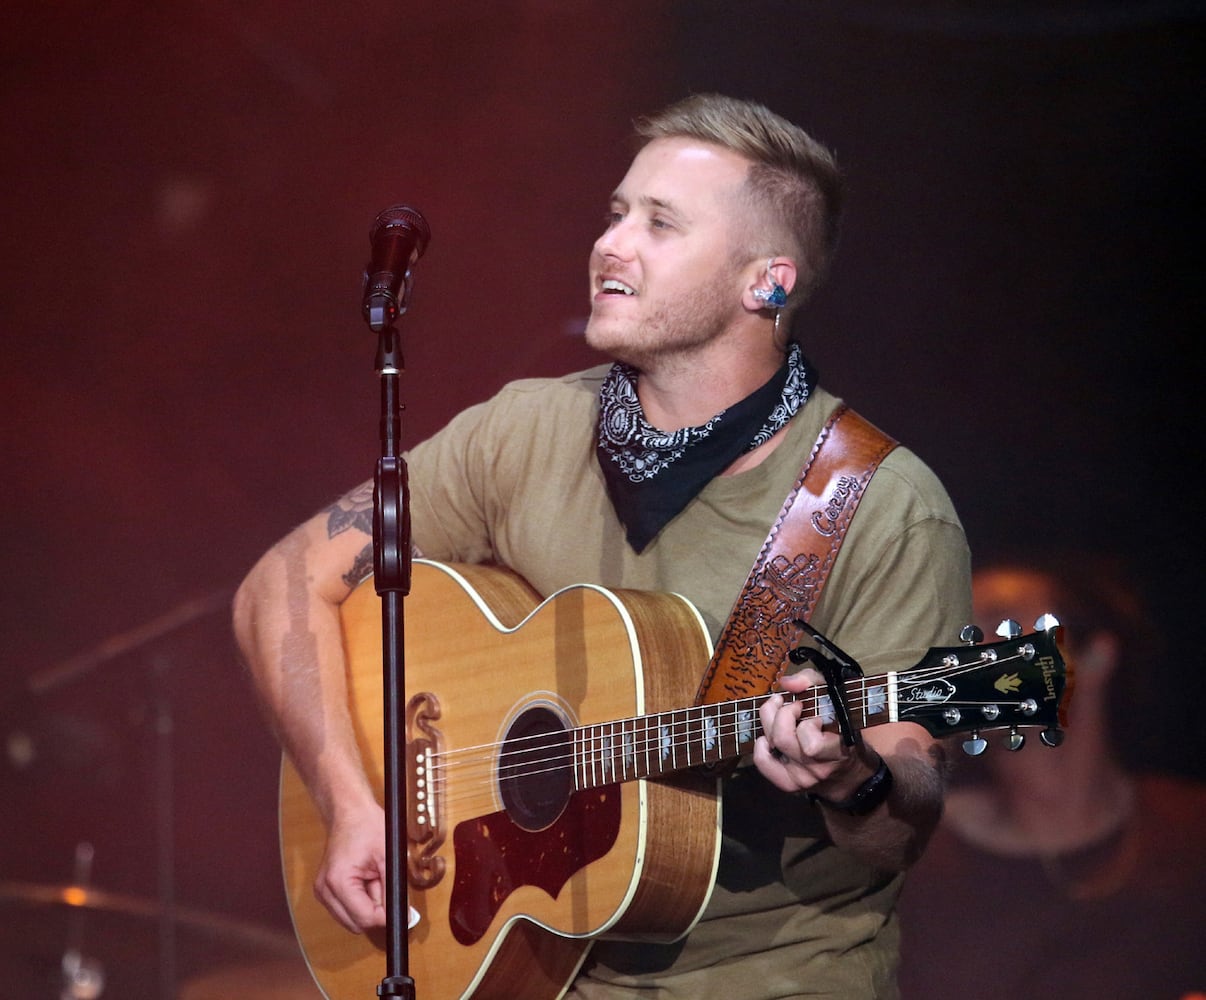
[808,756,894,816]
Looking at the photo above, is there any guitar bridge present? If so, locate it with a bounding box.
[407,691,446,888]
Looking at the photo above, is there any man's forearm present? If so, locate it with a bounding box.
[818,741,946,872]
[233,513,377,826]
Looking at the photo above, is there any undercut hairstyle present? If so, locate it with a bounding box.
[633,93,845,306]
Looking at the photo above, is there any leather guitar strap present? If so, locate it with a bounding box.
[695,404,897,705]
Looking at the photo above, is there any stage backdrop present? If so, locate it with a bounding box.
[1,2,1201,994]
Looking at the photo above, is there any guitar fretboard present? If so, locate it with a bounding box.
[571,678,891,789]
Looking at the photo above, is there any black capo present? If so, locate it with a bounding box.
[789,621,865,749]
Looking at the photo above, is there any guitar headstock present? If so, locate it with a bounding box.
[896,616,1072,755]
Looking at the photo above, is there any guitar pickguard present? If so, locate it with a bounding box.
[448,786,621,945]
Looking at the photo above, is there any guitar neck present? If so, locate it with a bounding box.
[567,621,1071,789]
[572,677,886,788]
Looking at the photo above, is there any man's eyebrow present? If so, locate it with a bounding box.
[643,195,678,212]
[609,192,680,211]
[624,193,689,218]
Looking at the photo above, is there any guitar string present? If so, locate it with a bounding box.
[417,651,1048,786]
[415,651,1055,798]
[420,648,1038,770]
[419,690,1050,809]
[422,708,1046,797]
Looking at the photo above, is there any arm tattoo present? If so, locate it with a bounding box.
[326,481,374,539]
[342,542,375,589]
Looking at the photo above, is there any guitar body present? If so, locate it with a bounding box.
[280,560,719,1000]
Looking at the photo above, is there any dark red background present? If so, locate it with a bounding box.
[2,3,1201,994]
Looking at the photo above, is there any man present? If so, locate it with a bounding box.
[898,553,1206,1000]
[234,94,971,998]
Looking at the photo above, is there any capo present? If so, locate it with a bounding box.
[789,621,864,749]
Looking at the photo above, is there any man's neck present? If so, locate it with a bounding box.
[634,336,785,433]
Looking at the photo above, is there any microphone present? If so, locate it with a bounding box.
[362,205,431,331]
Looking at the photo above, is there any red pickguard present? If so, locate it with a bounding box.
[449,787,621,945]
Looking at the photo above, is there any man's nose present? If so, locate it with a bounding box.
[594,219,634,261]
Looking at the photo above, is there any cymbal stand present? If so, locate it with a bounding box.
[59,842,105,1000]
[150,652,177,999]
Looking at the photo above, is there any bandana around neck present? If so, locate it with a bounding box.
[596,341,816,552]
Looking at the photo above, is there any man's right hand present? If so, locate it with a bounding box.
[314,801,389,933]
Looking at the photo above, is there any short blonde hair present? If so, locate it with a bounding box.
[634,94,844,304]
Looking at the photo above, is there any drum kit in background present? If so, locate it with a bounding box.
[1,596,323,998]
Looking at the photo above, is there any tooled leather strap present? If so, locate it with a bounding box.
[694,404,897,705]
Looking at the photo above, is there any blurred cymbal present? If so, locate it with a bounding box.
[0,880,298,955]
[0,880,311,997]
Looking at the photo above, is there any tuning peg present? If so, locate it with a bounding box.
[959,624,983,645]
[1040,728,1065,748]
[994,618,1022,639]
[962,731,988,756]
[1034,612,1061,632]
[1004,728,1025,752]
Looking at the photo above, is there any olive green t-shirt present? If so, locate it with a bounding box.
[406,367,971,999]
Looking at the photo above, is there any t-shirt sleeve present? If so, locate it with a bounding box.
[812,449,973,675]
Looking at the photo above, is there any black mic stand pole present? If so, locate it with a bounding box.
[372,317,416,1000]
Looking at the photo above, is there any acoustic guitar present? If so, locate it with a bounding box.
[280,560,1070,999]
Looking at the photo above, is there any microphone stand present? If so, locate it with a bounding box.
[370,318,416,1000]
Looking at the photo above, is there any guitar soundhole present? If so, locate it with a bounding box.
[498,705,573,832]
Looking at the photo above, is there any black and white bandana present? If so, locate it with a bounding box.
[597,341,816,552]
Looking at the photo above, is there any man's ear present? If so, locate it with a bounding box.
[767,257,798,298]
[742,256,798,312]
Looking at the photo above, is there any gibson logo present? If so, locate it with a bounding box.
[811,475,860,537]
[1040,655,1058,702]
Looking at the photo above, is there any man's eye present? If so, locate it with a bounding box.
[650,217,673,231]
[604,211,623,227]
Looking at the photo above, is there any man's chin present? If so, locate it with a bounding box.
[585,317,667,371]
[583,321,624,357]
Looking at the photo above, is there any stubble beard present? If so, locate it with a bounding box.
[585,280,738,373]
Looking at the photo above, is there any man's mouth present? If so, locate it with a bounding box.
[600,279,636,296]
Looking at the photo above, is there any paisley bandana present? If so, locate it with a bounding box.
[597,341,816,552]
